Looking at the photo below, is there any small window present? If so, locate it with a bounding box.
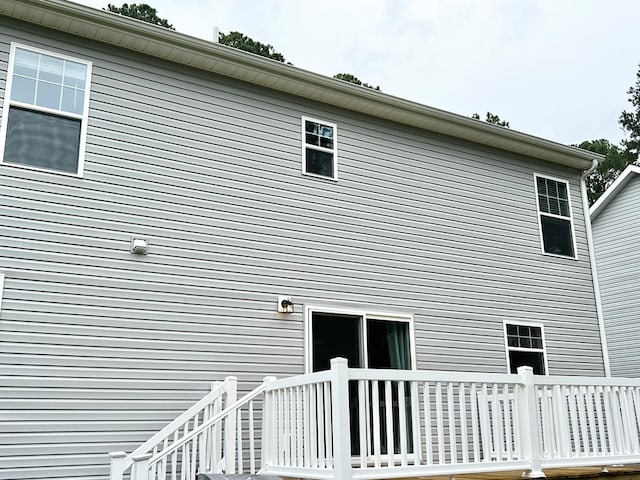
[534,175,576,258]
[302,117,337,180]
[504,322,547,375]
[0,44,92,176]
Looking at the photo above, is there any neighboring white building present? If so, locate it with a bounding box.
[590,164,640,377]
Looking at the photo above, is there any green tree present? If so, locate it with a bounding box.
[471,111,510,128]
[218,31,287,63]
[620,63,640,160]
[333,73,381,91]
[579,139,635,204]
[105,3,174,29]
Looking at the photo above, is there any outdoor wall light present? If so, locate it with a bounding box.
[277,296,294,313]
[130,237,149,255]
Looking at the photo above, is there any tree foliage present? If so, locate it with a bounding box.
[471,111,510,128]
[105,3,174,29]
[218,31,287,63]
[578,139,635,205]
[620,63,640,160]
[333,73,381,91]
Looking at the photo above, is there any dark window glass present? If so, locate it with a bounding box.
[509,350,545,375]
[367,319,411,369]
[311,313,361,371]
[540,215,574,257]
[305,148,334,177]
[4,106,80,174]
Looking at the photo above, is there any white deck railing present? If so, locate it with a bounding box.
[261,358,640,480]
[110,359,640,480]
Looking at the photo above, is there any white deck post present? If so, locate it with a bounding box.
[517,366,545,478]
[223,376,238,474]
[132,452,152,480]
[261,376,278,471]
[109,451,127,480]
[330,357,353,480]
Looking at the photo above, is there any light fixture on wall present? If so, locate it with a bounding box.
[277,296,294,313]
[130,237,149,255]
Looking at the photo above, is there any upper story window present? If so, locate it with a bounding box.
[0,44,92,176]
[504,322,547,375]
[534,175,577,259]
[302,116,337,180]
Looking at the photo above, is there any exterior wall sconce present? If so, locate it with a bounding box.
[130,237,149,255]
[278,296,294,313]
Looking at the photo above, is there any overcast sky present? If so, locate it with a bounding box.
[73,0,640,146]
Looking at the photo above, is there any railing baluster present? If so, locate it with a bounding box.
[296,386,303,467]
[249,400,256,474]
[492,383,503,462]
[237,408,243,473]
[398,380,408,466]
[502,384,512,461]
[424,382,433,466]
[284,388,291,467]
[619,387,633,454]
[324,381,333,468]
[436,382,445,464]
[585,386,597,456]
[372,380,382,468]
[316,382,325,468]
[447,382,456,464]
[459,383,468,464]
[470,383,479,463]
[479,383,491,462]
[171,430,178,480]
[567,386,581,456]
[410,380,421,466]
[385,380,394,466]
[358,380,367,468]
[308,383,317,468]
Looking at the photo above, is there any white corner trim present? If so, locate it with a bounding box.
[580,172,612,377]
[590,165,640,221]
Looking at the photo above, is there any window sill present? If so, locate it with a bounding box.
[302,171,338,182]
[1,160,84,178]
[541,250,578,261]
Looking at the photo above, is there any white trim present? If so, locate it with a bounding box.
[0,42,92,177]
[304,305,416,374]
[533,173,578,260]
[502,320,549,375]
[590,164,640,221]
[580,165,612,376]
[301,116,338,181]
[0,273,4,314]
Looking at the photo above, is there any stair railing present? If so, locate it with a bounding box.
[109,376,275,480]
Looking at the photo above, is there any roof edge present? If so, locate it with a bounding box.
[1,0,604,170]
[590,164,640,221]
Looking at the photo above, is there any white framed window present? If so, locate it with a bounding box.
[304,306,415,373]
[301,116,337,180]
[0,43,92,176]
[534,174,577,259]
[503,321,548,375]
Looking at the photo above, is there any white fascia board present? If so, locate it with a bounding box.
[0,0,603,170]
[590,165,640,221]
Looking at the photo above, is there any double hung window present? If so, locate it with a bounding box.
[302,117,337,180]
[534,175,576,258]
[504,322,547,375]
[0,44,92,176]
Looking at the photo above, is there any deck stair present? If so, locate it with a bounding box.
[110,358,640,480]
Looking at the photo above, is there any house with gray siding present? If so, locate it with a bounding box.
[0,2,632,480]
[590,164,640,377]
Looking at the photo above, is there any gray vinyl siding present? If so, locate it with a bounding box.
[592,174,640,377]
[0,17,604,480]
